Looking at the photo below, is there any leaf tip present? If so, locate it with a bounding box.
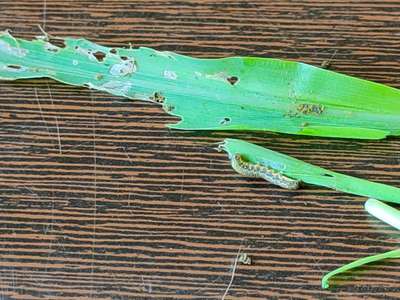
[321,276,330,289]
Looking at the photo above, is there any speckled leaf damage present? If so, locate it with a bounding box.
[1,30,400,139]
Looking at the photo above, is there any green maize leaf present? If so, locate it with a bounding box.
[1,31,400,139]
[321,249,400,289]
[219,138,400,204]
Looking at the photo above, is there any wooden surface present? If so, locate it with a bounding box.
[0,1,400,299]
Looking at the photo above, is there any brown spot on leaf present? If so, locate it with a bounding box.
[93,51,106,62]
[297,103,324,115]
[150,92,165,103]
[227,76,239,85]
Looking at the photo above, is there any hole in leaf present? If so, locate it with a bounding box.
[323,173,334,178]
[48,38,66,48]
[110,48,117,54]
[6,65,21,70]
[120,56,128,61]
[220,117,231,125]
[227,76,238,85]
[93,51,106,62]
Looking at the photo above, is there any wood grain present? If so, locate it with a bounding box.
[1,1,400,299]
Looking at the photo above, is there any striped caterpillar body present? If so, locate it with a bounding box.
[231,153,300,190]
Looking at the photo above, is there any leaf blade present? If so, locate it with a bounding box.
[221,138,400,204]
[1,31,400,139]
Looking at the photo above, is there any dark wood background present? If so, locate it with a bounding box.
[0,1,400,299]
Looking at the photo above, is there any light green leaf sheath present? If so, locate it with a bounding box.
[1,31,400,139]
[321,249,400,289]
[220,138,400,204]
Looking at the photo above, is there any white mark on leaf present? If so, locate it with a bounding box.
[74,46,98,61]
[109,59,136,77]
[163,70,177,80]
[0,40,28,57]
[88,81,132,97]
[44,42,59,52]
[152,49,176,60]
[205,71,228,82]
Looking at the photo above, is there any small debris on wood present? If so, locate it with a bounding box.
[321,50,337,69]
[238,252,252,265]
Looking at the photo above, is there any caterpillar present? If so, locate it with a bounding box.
[231,153,300,190]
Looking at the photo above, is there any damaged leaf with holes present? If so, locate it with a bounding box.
[1,31,400,139]
[220,138,400,204]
